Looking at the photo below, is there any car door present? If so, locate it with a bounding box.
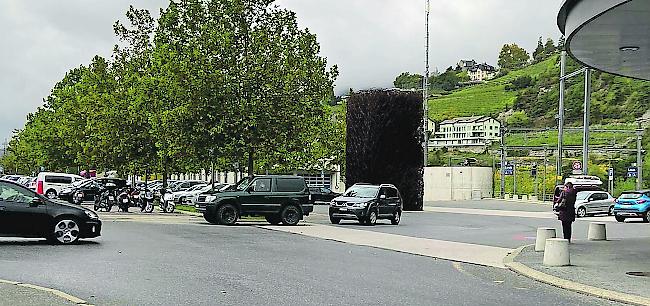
[377,187,392,216]
[240,178,273,213]
[0,182,49,236]
[595,192,611,213]
[385,187,401,216]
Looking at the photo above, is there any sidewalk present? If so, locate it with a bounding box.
[509,237,650,305]
[0,281,78,306]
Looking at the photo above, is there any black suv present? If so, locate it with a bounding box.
[329,183,402,226]
[195,176,313,226]
[0,179,101,244]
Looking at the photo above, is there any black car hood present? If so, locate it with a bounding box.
[51,200,90,212]
[332,196,373,203]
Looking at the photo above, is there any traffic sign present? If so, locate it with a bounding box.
[504,164,514,176]
[572,161,582,171]
[608,168,614,181]
[531,164,537,177]
[627,167,639,178]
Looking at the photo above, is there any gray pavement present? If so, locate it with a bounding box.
[309,205,650,249]
[517,237,650,299]
[0,220,623,306]
[425,199,552,212]
[0,282,75,306]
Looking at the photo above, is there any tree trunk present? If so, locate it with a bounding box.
[248,146,254,177]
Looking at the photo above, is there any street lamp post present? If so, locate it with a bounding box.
[423,0,430,167]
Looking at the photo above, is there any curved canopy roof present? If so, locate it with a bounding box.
[558,0,650,80]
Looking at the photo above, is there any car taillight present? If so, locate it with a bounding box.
[37,180,44,194]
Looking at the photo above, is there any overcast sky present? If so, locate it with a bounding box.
[0,0,563,141]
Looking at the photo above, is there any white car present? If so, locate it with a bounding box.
[36,172,84,199]
[575,191,616,218]
[171,184,208,204]
[183,184,229,205]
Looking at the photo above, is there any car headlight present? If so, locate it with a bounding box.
[85,210,99,220]
[205,195,217,203]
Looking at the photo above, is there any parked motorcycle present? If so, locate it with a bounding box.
[94,183,118,212]
[117,187,132,212]
[138,188,155,213]
[159,188,175,213]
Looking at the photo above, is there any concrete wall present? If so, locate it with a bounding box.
[424,167,493,201]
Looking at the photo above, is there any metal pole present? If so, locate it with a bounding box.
[543,147,548,202]
[422,0,430,166]
[500,125,506,198]
[557,51,566,184]
[513,160,517,196]
[583,68,591,175]
[637,121,643,190]
[534,164,539,199]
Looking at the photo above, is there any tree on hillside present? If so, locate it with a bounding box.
[506,111,531,127]
[498,43,530,70]
[558,36,566,51]
[430,70,460,91]
[394,72,423,90]
[532,37,544,63]
[544,38,556,55]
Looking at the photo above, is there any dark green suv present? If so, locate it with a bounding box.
[195,176,313,225]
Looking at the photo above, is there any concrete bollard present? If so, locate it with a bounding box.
[588,223,607,241]
[505,194,511,200]
[535,228,557,252]
[530,196,538,202]
[522,195,528,201]
[543,238,571,266]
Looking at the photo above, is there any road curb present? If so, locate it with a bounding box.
[0,278,93,305]
[504,245,650,306]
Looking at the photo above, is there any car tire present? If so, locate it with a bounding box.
[216,203,238,225]
[329,216,341,224]
[643,212,650,223]
[45,190,57,199]
[48,217,81,245]
[265,215,282,225]
[615,215,626,223]
[576,207,587,218]
[203,212,218,224]
[391,210,401,225]
[281,205,302,226]
[365,209,377,226]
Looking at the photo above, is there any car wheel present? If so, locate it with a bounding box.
[643,212,650,223]
[216,203,238,225]
[576,207,587,218]
[365,209,377,226]
[265,215,282,225]
[203,212,218,224]
[46,190,57,199]
[608,206,614,216]
[615,215,626,223]
[329,216,341,224]
[165,203,175,213]
[50,218,80,245]
[391,210,401,225]
[281,205,302,226]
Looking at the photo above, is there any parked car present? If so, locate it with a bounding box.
[613,190,650,223]
[183,184,226,205]
[309,186,341,203]
[171,184,208,204]
[36,172,84,199]
[553,184,603,204]
[328,183,402,226]
[0,179,101,244]
[195,176,313,226]
[574,191,615,218]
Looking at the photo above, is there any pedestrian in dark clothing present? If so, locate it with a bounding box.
[555,182,577,241]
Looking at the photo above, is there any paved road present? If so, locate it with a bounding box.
[0,211,623,306]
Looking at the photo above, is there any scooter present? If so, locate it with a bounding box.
[117,187,132,212]
[137,187,155,213]
[94,183,117,212]
[159,188,175,213]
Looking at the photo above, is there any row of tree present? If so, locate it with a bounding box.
[2,0,345,180]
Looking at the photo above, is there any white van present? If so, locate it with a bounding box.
[36,172,84,199]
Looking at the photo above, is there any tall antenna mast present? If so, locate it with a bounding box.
[423,0,430,166]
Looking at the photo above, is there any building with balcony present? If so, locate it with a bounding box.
[431,116,501,148]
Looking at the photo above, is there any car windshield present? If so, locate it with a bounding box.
[619,193,642,199]
[235,177,252,191]
[343,185,379,198]
[190,185,206,191]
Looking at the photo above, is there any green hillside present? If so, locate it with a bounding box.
[428,56,558,122]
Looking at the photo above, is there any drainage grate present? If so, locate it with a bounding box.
[626,272,650,277]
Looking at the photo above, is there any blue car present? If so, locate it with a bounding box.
[613,191,650,223]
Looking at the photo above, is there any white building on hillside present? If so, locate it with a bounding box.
[468,63,497,81]
[432,116,501,147]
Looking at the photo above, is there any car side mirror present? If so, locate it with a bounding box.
[380,195,386,199]
[30,197,43,207]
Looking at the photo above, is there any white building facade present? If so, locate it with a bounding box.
[468,63,497,81]
[432,116,501,147]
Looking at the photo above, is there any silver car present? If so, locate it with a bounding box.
[575,191,615,218]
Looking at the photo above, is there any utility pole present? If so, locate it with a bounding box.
[500,125,506,198]
[513,160,517,196]
[637,121,643,190]
[543,147,548,202]
[557,51,566,184]
[422,0,430,167]
[583,68,591,175]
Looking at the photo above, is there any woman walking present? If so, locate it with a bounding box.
[555,182,577,242]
